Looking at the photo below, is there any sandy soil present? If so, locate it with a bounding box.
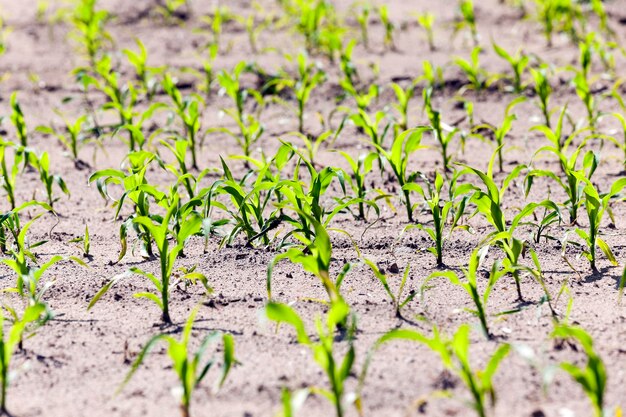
[0,0,626,416]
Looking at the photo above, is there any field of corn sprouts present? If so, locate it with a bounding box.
[0,0,626,416]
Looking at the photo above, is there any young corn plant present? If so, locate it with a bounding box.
[356,4,370,49]
[156,0,191,22]
[216,157,283,247]
[199,6,232,51]
[274,145,364,240]
[2,210,85,316]
[526,138,598,225]
[492,42,529,93]
[419,60,445,90]
[82,54,137,128]
[121,308,235,417]
[377,5,395,51]
[159,139,208,200]
[572,39,599,129]
[403,172,469,266]
[0,141,25,210]
[571,175,626,271]
[265,300,359,417]
[461,150,561,300]
[123,38,163,100]
[367,324,510,417]
[372,128,429,222]
[390,81,416,131]
[423,88,458,172]
[364,261,415,318]
[36,115,91,167]
[454,47,490,92]
[551,325,607,417]
[89,151,163,260]
[27,152,71,209]
[89,194,208,324]
[267,214,351,306]
[9,93,28,148]
[350,109,392,169]
[416,12,436,51]
[273,52,326,134]
[162,74,203,170]
[336,151,378,220]
[455,0,479,46]
[471,96,526,172]
[0,201,52,256]
[530,64,553,128]
[69,224,91,258]
[0,303,47,416]
[236,5,272,54]
[339,77,379,112]
[422,247,507,339]
[70,0,112,70]
[215,62,265,158]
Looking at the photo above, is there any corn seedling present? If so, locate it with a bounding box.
[268,214,350,306]
[0,201,52,255]
[377,5,395,51]
[367,324,510,417]
[350,110,392,167]
[403,172,469,265]
[121,308,235,417]
[89,194,208,324]
[123,38,163,100]
[0,141,25,210]
[273,52,326,134]
[390,81,415,131]
[336,151,378,220]
[339,77,378,112]
[162,74,204,169]
[199,6,232,51]
[534,0,584,47]
[28,151,70,209]
[419,60,445,90]
[159,139,208,200]
[69,224,91,258]
[423,88,458,172]
[215,62,265,158]
[455,0,479,46]
[0,303,47,415]
[492,42,529,93]
[472,96,526,172]
[276,388,310,417]
[572,175,626,271]
[454,47,491,92]
[422,247,507,339]
[416,12,436,51]
[9,93,29,148]
[265,301,359,417]
[572,38,599,129]
[70,0,111,69]
[460,150,561,300]
[364,260,415,318]
[2,211,80,308]
[526,138,597,225]
[36,115,91,167]
[216,157,283,247]
[156,0,191,22]
[551,325,607,417]
[275,144,364,240]
[530,64,553,128]
[89,151,163,260]
[372,128,429,222]
[356,4,370,49]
